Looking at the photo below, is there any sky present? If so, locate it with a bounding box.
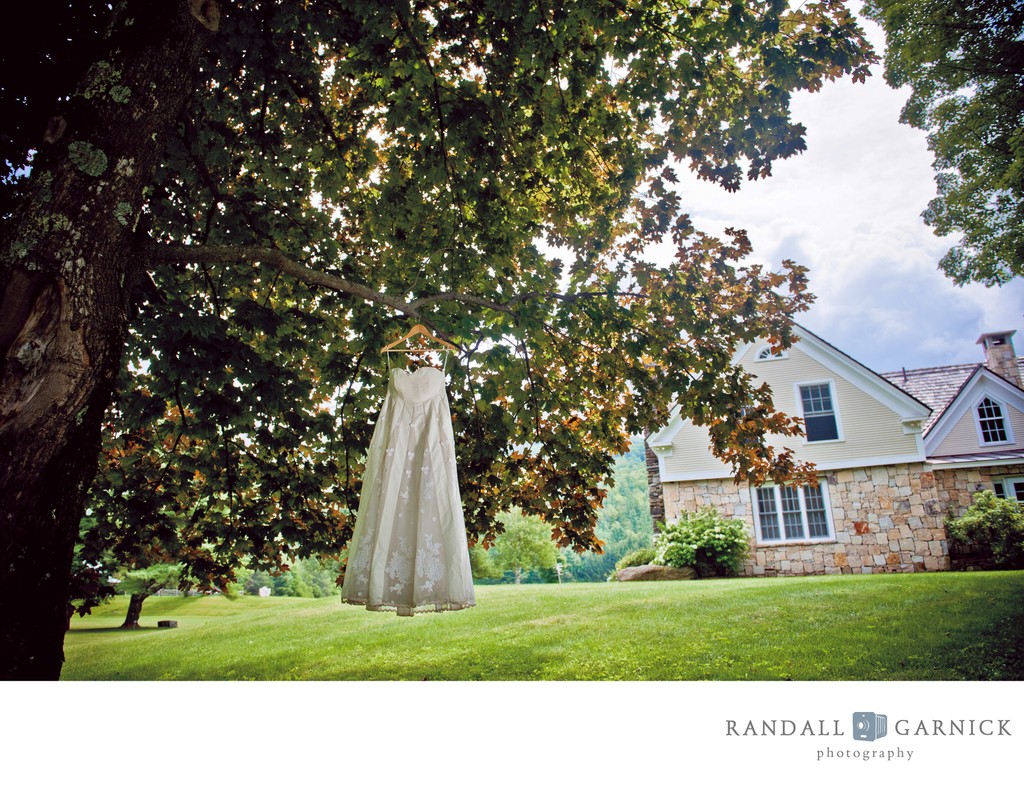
[658,6,1024,375]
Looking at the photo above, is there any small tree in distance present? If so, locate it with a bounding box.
[115,563,182,629]
[490,510,561,584]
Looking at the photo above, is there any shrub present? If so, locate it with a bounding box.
[615,547,658,571]
[653,507,750,576]
[947,490,1024,568]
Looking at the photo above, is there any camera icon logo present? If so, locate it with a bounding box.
[852,711,888,742]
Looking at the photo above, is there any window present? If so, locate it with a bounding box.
[976,396,1012,445]
[756,346,788,361]
[754,488,780,540]
[798,382,840,442]
[993,477,1024,502]
[753,482,834,543]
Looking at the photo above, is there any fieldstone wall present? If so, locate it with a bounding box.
[934,462,1024,568]
[662,462,961,577]
[644,435,665,524]
[932,462,1024,512]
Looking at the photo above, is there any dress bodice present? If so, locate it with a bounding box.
[389,366,446,404]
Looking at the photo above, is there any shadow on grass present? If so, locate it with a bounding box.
[938,613,1024,680]
[67,627,176,635]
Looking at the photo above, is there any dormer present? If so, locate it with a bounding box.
[924,366,1024,457]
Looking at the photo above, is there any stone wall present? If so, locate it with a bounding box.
[644,435,665,524]
[934,462,1024,568]
[662,462,963,577]
[932,462,1024,512]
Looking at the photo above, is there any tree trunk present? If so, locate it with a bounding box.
[121,593,150,629]
[0,1,217,680]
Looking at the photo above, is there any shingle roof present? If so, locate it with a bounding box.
[879,358,1024,433]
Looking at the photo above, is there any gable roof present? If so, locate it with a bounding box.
[779,324,933,427]
[649,323,933,452]
[918,364,1024,457]
[881,358,1024,435]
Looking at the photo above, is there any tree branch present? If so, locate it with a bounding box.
[147,243,646,337]
[149,242,430,318]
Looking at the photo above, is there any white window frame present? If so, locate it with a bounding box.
[755,345,788,362]
[973,394,1014,446]
[794,379,844,443]
[750,481,836,545]
[993,476,1024,502]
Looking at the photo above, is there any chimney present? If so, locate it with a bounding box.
[977,331,1022,388]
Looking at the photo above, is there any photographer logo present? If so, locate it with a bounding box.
[853,712,888,742]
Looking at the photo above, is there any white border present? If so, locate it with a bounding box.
[5,682,1024,784]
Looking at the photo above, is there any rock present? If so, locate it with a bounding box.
[157,620,178,628]
[616,564,697,582]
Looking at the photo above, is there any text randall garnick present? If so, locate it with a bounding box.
[726,719,1012,736]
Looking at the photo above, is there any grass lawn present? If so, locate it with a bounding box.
[62,570,1024,680]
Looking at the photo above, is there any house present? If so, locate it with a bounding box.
[645,326,1024,576]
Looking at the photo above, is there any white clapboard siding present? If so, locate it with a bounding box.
[659,342,922,479]
[930,399,1024,457]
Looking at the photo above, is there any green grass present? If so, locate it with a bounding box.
[62,571,1024,680]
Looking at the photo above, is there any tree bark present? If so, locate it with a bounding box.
[0,1,216,680]
[121,593,149,629]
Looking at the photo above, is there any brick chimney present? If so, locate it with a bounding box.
[977,331,1023,388]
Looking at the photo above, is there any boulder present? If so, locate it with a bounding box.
[616,564,697,582]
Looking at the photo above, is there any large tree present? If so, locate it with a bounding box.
[0,0,873,679]
[863,0,1024,285]
[1,1,219,680]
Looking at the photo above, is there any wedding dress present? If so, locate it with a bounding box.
[342,365,475,615]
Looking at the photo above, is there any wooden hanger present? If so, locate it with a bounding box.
[381,323,458,354]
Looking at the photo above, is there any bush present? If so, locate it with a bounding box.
[947,490,1024,568]
[653,508,750,576]
[615,547,658,571]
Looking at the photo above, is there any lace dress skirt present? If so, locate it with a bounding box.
[342,366,475,616]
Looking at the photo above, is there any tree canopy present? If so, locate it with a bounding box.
[863,0,1024,285]
[486,508,561,583]
[1,0,874,675]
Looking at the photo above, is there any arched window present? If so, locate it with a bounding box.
[756,346,788,361]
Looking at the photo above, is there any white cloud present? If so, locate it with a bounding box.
[651,11,1024,374]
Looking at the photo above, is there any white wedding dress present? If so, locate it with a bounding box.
[342,365,475,615]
